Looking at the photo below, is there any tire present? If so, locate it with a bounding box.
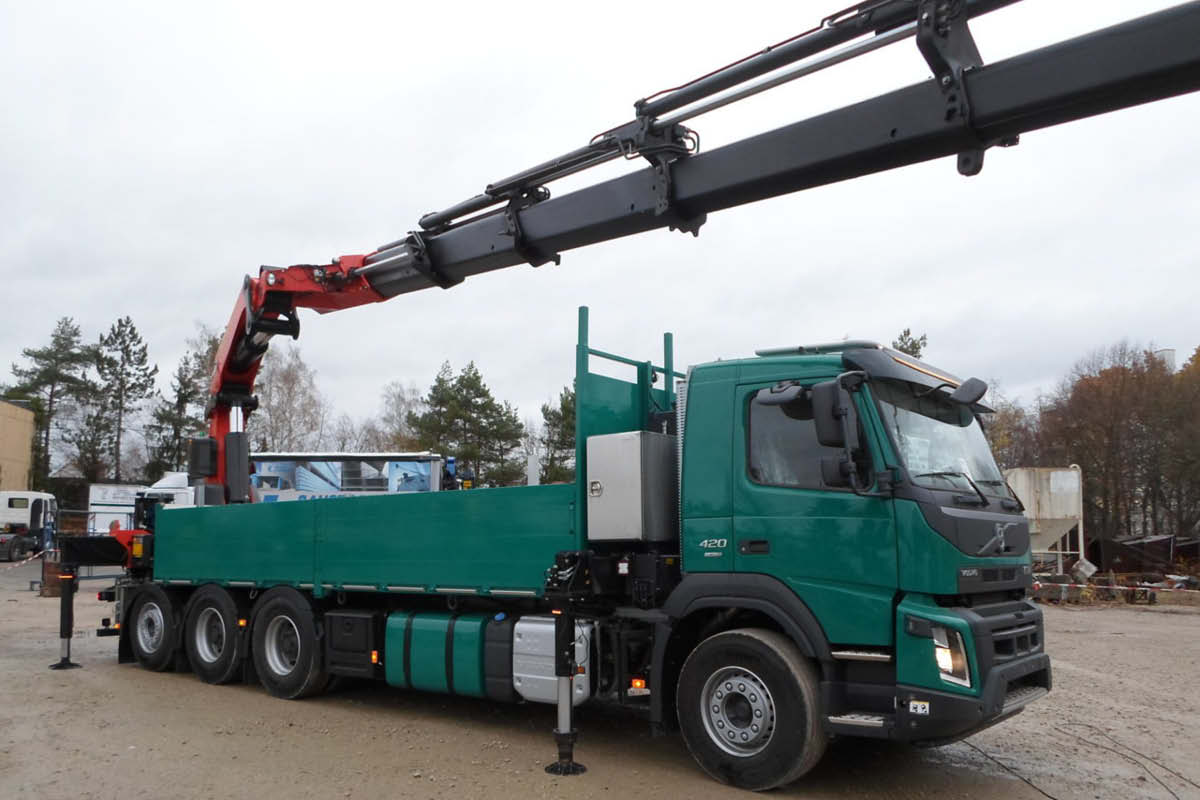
[676,628,828,791]
[129,585,180,672]
[184,585,244,685]
[7,538,24,562]
[250,587,327,699]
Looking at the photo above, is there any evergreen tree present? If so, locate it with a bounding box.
[409,362,525,486]
[62,388,114,483]
[96,317,158,482]
[480,398,526,486]
[144,353,207,481]
[891,328,928,359]
[408,362,458,456]
[539,386,576,483]
[9,317,92,486]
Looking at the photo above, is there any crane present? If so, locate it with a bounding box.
[197,0,1200,503]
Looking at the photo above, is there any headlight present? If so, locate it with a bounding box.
[932,625,971,687]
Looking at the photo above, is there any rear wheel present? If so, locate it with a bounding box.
[129,585,179,672]
[184,585,244,684]
[251,587,327,699]
[676,628,827,791]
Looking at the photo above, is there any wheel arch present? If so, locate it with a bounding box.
[650,573,832,730]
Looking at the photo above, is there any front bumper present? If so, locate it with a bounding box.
[827,596,1052,743]
[895,651,1051,744]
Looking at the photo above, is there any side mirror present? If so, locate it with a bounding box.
[950,377,987,406]
[821,456,851,487]
[812,381,845,448]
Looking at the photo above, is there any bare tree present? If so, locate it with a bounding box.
[379,379,424,449]
[328,413,390,452]
[251,345,329,452]
[981,383,1040,472]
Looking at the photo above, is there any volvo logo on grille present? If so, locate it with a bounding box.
[978,521,1020,556]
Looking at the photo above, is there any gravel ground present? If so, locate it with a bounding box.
[2,559,1198,800]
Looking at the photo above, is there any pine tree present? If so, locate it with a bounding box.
[539,386,576,483]
[62,384,114,483]
[891,328,927,358]
[408,362,458,456]
[144,353,207,481]
[409,362,525,486]
[9,317,92,486]
[97,317,158,482]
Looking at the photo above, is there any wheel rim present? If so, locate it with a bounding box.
[700,666,776,757]
[263,614,301,676]
[137,601,165,654]
[193,607,226,663]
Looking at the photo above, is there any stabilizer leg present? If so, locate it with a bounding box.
[49,566,81,670]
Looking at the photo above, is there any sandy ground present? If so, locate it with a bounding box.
[2,560,1199,800]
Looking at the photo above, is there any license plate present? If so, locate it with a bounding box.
[908,700,931,716]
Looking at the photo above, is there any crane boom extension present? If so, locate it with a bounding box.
[201,0,1200,501]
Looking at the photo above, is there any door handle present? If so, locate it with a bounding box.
[738,539,770,555]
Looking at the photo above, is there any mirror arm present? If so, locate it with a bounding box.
[832,370,891,498]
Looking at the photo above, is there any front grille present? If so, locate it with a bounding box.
[981,568,1016,583]
[991,622,1040,663]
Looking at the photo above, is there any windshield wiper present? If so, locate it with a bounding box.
[976,479,1024,511]
[913,470,989,506]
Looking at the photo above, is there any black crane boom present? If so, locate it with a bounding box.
[353,2,1200,302]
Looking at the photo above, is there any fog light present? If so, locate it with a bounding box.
[932,625,971,688]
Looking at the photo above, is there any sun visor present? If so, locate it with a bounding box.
[842,348,993,413]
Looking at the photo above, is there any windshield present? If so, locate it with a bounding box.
[872,379,1012,499]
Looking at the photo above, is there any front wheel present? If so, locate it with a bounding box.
[676,628,827,791]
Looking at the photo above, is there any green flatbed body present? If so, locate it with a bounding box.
[153,307,672,598]
[153,483,577,596]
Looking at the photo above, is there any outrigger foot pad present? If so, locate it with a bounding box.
[545,730,586,775]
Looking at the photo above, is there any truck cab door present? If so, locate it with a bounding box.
[732,381,898,647]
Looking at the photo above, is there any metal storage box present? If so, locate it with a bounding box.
[586,431,676,542]
[512,615,593,705]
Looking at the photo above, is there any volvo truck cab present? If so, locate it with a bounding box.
[676,342,1049,748]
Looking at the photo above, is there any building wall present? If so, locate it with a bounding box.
[0,400,35,490]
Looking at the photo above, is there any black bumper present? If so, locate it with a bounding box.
[894,652,1051,745]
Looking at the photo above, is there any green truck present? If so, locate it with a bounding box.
[59,0,1200,789]
[90,308,1047,790]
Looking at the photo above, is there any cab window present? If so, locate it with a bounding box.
[747,387,847,489]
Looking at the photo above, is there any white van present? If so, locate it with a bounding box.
[0,490,56,561]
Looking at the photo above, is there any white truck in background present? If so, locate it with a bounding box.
[87,475,192,533]
[0,490,56,560]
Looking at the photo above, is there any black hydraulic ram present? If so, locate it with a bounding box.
[544,551,589,776]
[352,2,1200,300]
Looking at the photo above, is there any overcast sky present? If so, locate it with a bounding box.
[3,1,1197,435]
